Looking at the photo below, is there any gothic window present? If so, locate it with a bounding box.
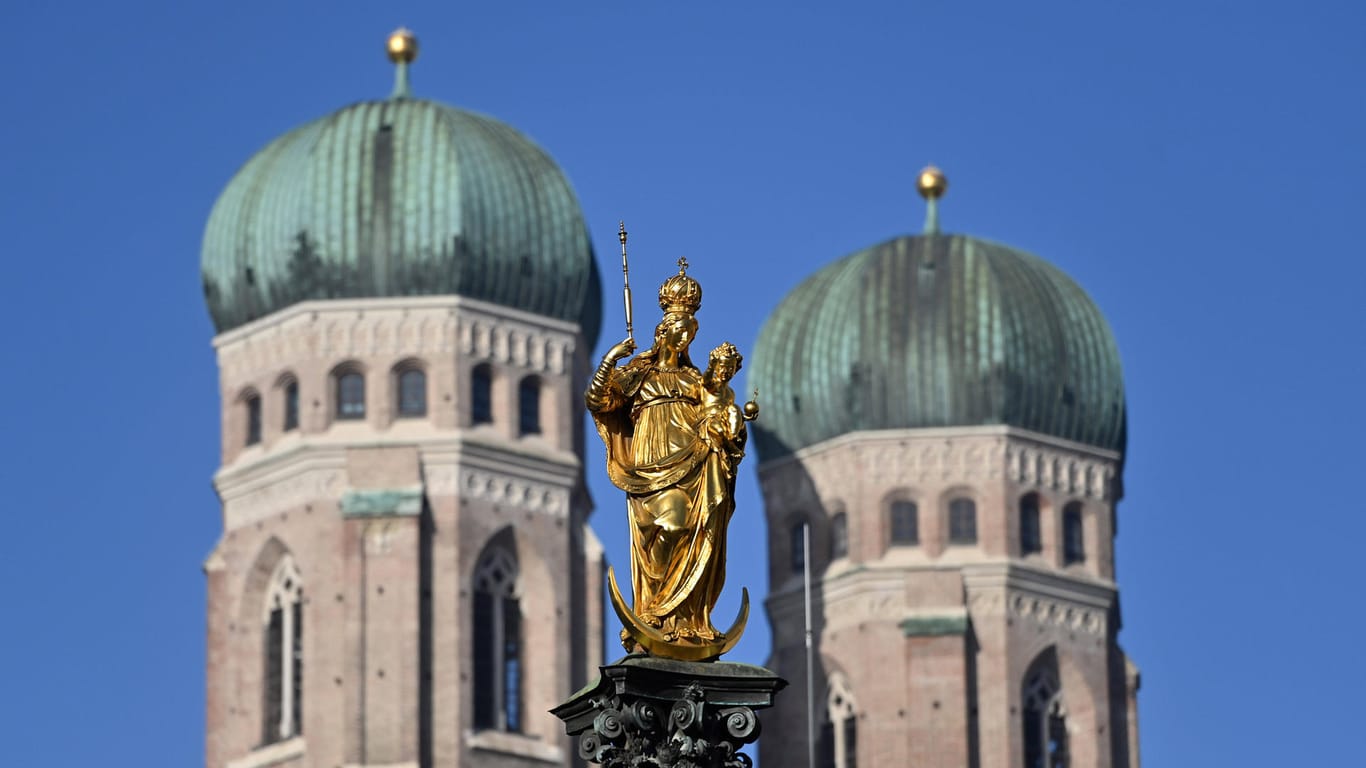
[261,556,303,745]
[889,500,918,545]
[283,379,299,431]
[1020,493,1042,555]
[473,545,521,732]
[790,520,807,574]
[335,369,365,420]
[1022,651,1067,768]
[1062,502,1085,565]
[245,393,262,446]
[471,364,493,425]
[948,497,977,544]
[830,512,848,560]
[397,367,427,417]
[819,673,858,768]
[518,376,541,436]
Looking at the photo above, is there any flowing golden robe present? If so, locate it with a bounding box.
[588,353,745,640]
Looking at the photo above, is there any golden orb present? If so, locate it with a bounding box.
[387,28,419,64]
[742,399,760,421]
[916,165,948,200]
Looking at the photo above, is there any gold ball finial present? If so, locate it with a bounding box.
[917,165,948,200]
[387,27,419,64]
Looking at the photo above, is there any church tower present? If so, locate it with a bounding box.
[750,168,1140,768]
[200,31,606,768]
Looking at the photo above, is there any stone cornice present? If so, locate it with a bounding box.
[964,562,1116,636]
[217,432,579,492]
[761,425,1119,471]
[757,425,1120,506]
[214,294,581,348]
[214,294,582,381]
[215,434,581,529]
[962,561,1117,608]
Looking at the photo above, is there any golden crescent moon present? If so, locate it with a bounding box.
[607,567,749,662]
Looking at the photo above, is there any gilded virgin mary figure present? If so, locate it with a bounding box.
[585,262,750,647]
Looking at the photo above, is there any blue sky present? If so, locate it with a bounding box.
[2,2,1362,764]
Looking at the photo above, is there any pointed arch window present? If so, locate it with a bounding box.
[889,500,918,545]
[245,393,262,446]
[518,376,541,436]
[471,364,493,425]
[473,545,521,732]
[1020,493,1042,555]
[830,512,849,560]
[1023,652,1067,768]
[335,370,365,420]
[819,673,858,768]
[1062,502,1085,565]
[948,497,977,545]
[262,556,303,745]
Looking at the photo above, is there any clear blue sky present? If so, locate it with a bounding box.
[2,2,1362,764]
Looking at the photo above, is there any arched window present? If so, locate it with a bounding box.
[245,393,262,446]
[335,369,365,420]
[518,376,541,435]
[819,673,858,768]
[889,500,918,545]
[473,545,521,732]
[397,368,427,417]
[948,497,977,545]
[1020,493,1042,555]
[830,513,848,560]
[262,556,303,745]
[471,364,493,425]
[790,520,808,574]
[1023,651,1067,768]
[1062,502,1085,565]
[282,380,299,432]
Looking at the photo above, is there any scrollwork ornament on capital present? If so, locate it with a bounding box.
[569,684,763,768]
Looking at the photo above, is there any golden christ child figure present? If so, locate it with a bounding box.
[585,257,758,661]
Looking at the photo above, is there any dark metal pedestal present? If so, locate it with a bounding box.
[552,654,787,768]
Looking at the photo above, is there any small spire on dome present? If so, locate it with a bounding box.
[387,28,419,99]
[916,165,948,235]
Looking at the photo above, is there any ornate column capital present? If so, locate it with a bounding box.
[552,655,787,768]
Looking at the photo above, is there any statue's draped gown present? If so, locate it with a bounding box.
[588,352,744,640]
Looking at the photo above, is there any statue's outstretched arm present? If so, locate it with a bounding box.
[586,338,637,412]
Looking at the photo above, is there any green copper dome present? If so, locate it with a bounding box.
[201,97,602,343]
[751,234,1125,460]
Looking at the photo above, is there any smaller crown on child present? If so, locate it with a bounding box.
[710,341,742,367]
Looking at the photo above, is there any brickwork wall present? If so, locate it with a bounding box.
[205,296,595,768]
[758,426,1138,768]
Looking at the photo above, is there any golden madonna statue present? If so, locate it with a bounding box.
[586,253,757,661]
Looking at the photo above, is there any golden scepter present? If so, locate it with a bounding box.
[618,221,634,342]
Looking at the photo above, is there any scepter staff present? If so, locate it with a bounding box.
[618,221,634,343]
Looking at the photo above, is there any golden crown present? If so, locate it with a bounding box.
[658,257,702,315]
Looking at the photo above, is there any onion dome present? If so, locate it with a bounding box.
[750,168,1124,461]
[201,30,602,344]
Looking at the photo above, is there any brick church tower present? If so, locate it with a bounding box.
[750,168,1141,768]
[200,31,606,768]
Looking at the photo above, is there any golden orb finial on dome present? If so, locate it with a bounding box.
[916,165,948,201]
[387,27,419,64]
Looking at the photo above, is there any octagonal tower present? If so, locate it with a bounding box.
[751,168,1140,768]
[201,32,605,768]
